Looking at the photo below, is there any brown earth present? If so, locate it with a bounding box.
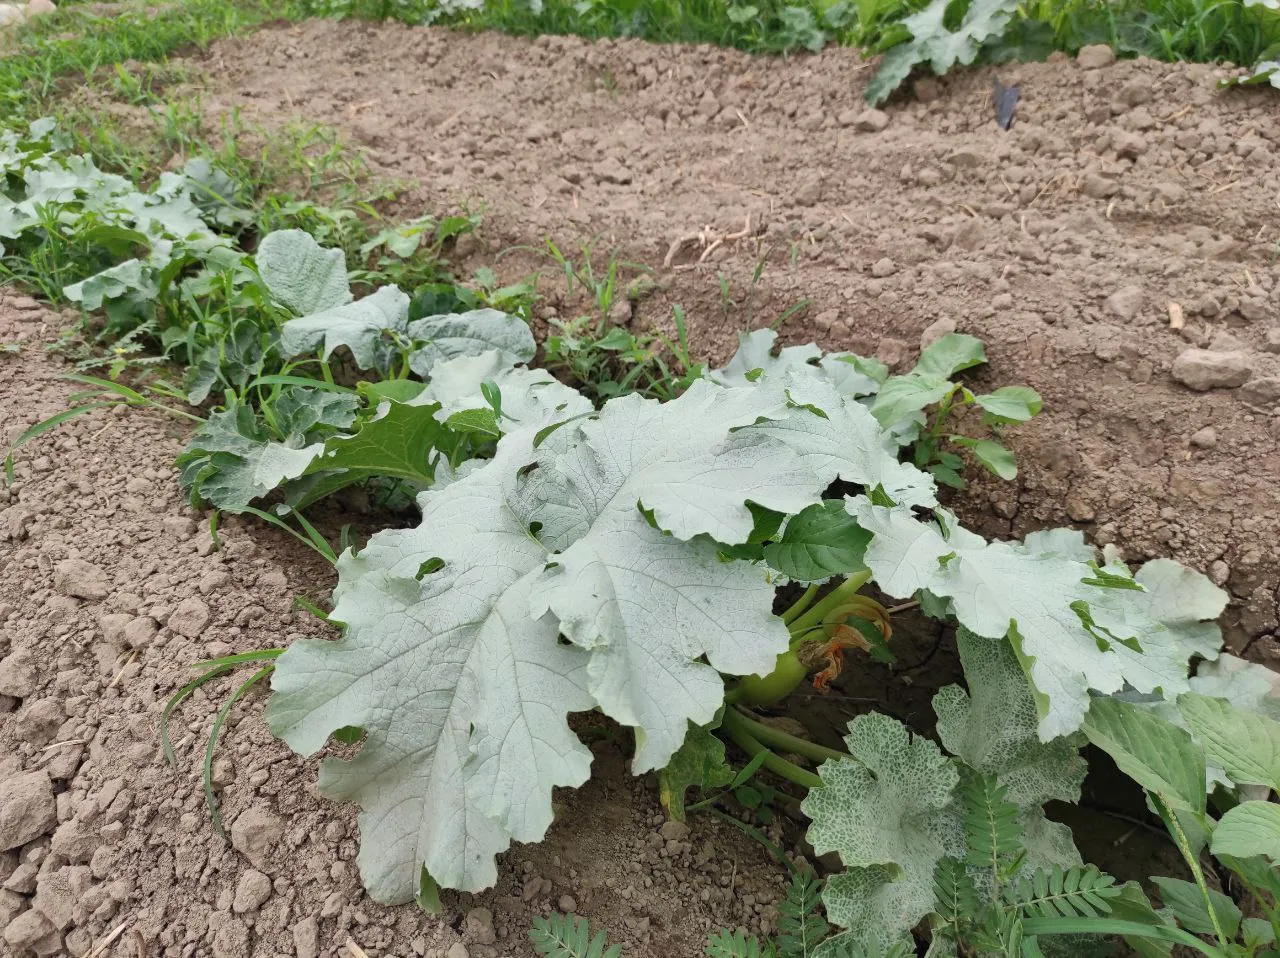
[0,295,788,957]
[4,19,1280,958]
[190,21,1280,655]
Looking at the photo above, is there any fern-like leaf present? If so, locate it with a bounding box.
[932,856,981,925]
[706,928,773,958]
[1003,865,1122,919]
[530,913,623,958]
[959,771,1021,872]
[776,867,829,958]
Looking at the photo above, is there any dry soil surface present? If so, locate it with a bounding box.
[5,20,1280,958]
[193,22,1280,654]
[0,295,787,958]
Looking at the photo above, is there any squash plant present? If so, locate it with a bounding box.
[256,309,1229,918]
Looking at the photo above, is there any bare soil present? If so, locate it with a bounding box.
[0,300,789,957]
[3,19,1280,958]
[193,21,1280,652]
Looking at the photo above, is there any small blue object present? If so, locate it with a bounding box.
[993,78,1020,130]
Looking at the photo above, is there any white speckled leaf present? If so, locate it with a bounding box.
[256,229,352,316]
[266,433,595,900]
[934,630,1086,808]
[803,713,962,947]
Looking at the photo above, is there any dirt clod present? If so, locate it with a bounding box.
[1171,348,1253,390]
[232,868,273,913]
[229,806,284,871]
[1077,44,1117,68]
[2,906,58,954]
[0,771,56,851]
[53,558,110,601]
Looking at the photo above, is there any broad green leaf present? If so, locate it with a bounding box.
[1150,876,1241,938]
[913,333,988,380]
[282,399,453,510]
[1179,693,1280,791]
[803,713,962,948]
[821,353,888,397]
[869,375,954,429]
[658,723,734,822]
[852,499,1218,739]
[360,379,427,404]
[934,631,1086,809]
[1211,801,1280,862]
[976,386,1042,425]
[1244,917,1278,949]
[952,437,1017,480]
[271,387,359,442]
[255,228,351,315]
[762,500,872,582]
[1107,883,1174,958]
[279,285,410,374]
[267,432,596,900]
[405,308,536,377]
[1082,696,1206,813]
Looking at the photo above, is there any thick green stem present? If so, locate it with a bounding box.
[787,571,871,638]
[1020,918,1224,957]
[781,584,820,626]
[727,708,848,766]
[719,711,823,790]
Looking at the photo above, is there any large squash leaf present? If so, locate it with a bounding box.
[255,228,351,316]
[269,377,936,896]
[267,432,595,900]
[850,498,1225,740]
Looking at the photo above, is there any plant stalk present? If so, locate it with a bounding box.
[1154,792,1229,950]
[718,711,823,790]
[781,583,820,626]
[787,571,871,638]
[727,708,848,766]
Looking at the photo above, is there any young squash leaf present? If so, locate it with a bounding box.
[802,712,962,949]
[658,722,735,822]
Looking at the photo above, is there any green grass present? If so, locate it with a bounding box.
[0,0,307,121]
[303,0,1280,77]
